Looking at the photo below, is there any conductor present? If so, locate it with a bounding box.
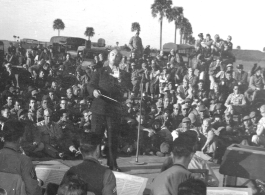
[87,49,132,171]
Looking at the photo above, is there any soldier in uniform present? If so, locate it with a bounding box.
[0,120,42,195]
[37,109,75,158]
[252,105,265,146]
[60,133,117,195]
[129,31,143,59]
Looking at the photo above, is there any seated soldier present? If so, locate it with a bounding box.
[245,65,265,102]
[36,97,49,122]
[198,118,218,158]
[135,112,156,154]
[171,103,184,130]
[171,117,198,141]
[208,84,226,113]
[176,79,190,103]
[183,68,198,88]
[18,109,44,156]
[249,111,258,129]
[79,109,92,130]
[0,120,42,195]
[234,64,248,91]
[10,99,22,119]
[201,34,213,53]
[150,131,197,195]
[224,84,246,115]
[211,34,224,56]
[252,105,265,146]
[36,109,76,159]
[2,94,13,110]
[28,97,38,123]
[195,80,207,102]
[60,133,117,195]
[155,101,163,117]
[240,116,256,146]
[155,109,173,131]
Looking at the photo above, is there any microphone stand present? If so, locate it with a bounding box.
[130,73,146,165]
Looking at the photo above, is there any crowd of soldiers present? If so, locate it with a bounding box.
[1,31,265,164]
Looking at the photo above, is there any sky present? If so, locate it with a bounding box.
[0,0,265,50]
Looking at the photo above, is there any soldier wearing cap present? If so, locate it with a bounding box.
[252,105,265,146]
[245,65,265,102]
[234,64,248,91]
[241,116,256,137]
[36,109,74,158]
[171,117,197,141]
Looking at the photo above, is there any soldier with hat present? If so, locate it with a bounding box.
[234,64,248,91]
[241,116,256,137]
[245,64,265,102]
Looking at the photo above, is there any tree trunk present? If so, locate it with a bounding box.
[174,25,177,44]
[58,29,60,36]
[180,32,183,44]
[160,19,163,50]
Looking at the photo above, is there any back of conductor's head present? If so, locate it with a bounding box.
[79,132,101,158]
[2,120,25,143]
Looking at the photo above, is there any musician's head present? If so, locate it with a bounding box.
[108,49,122,66]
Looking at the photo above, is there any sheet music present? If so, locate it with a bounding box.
[114,172,148,195]
[207,187,252,195]
[35,166,69,187]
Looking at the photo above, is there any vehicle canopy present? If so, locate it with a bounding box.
[163,43,195,56]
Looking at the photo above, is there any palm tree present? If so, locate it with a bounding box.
[237,46,241,50]
[84,27,95,41]
[168,6,183,44]
[131,22,141,33]
[181,20,193,44]
[17,36,20,42]
[13,35,16,42]
[53,19,65,36]
[116,42,119,47]
[151,0,173,50]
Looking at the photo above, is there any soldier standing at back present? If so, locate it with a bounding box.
[129,31,143,59]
